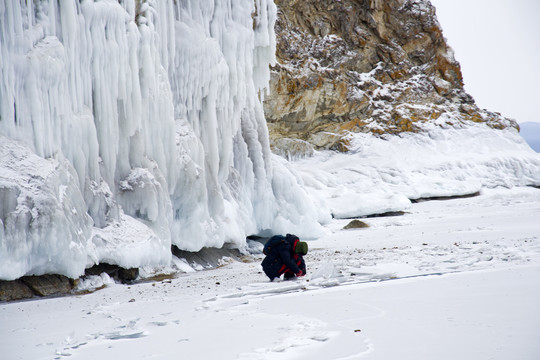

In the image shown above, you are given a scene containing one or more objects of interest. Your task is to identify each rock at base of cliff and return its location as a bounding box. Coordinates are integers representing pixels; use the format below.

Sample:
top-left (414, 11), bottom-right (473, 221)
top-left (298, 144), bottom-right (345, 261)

top-left (343, 219), bottom-right (370, 229)
top-left (0, 274), bottom-right (76, 302)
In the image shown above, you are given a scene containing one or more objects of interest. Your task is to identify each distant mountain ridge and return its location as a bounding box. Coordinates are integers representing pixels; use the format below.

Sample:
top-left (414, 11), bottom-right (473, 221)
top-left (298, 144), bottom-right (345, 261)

top-left (519, 122), bottom-right (540, 152)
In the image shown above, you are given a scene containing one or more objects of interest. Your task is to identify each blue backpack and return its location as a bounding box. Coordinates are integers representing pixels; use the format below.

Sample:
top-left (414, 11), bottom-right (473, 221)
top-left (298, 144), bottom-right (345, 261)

top-left (263, 235), bottom-right (286, 255)
top-left (263, 234), bottom-right (299, 255)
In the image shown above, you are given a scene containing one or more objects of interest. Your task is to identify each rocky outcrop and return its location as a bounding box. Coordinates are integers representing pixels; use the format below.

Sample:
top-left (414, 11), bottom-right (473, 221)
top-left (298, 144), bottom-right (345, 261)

top-left (264, 0), bottom-right (516, 152)
top-left (0, 265), bottom-right (138, 302)
top-left (0, 275), bottom-right (75, 302)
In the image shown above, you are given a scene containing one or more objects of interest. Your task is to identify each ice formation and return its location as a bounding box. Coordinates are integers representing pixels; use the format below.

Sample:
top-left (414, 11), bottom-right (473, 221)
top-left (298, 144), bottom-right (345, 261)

top-left (0, 0), bottom-right (324, 280)
top-left (294, 122), bottom-right (540, 219)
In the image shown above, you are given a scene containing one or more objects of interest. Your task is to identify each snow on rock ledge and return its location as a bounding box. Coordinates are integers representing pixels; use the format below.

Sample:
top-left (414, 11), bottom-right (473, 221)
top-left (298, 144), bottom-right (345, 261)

top-left (294, 123), bottom-right (540, 219)
top-left (0, 0), bottom-right (324, 280)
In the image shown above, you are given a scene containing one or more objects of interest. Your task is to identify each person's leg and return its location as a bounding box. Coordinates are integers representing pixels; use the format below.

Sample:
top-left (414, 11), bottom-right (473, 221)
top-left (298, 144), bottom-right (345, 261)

top-left (283, 270), bottom-right (295, 280)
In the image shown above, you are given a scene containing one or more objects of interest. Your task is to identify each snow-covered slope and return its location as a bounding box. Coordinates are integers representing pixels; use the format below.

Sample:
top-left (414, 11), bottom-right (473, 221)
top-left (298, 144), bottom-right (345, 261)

top-left (294, 122), bottom-right (540, 219)
top-left (0, 0), bottom-right (324, 280)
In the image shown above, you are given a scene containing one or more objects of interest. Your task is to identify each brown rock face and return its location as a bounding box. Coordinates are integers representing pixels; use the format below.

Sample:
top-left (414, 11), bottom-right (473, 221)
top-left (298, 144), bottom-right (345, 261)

top-left (264, 0), bottom-right (516, 152)
top-left (20, 275), bottom-right (74, 297)
top-left (0, 274), bottom-right (75, 301)
top-left (0, 280), bottom-right (34, 301)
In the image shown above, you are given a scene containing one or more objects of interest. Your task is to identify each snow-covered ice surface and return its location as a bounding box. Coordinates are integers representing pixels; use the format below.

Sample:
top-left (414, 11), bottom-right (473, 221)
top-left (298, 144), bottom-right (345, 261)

top-left (2, 186), bottom-right (539, 359)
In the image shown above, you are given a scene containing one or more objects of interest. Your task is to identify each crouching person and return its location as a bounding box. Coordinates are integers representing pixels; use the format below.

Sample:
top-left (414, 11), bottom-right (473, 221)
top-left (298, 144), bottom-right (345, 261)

top-left (261, 234), bottom-right (308, 281)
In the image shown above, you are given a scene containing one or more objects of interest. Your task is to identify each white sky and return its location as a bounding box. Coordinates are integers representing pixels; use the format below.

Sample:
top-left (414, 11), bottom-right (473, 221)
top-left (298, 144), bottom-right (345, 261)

top-left (429, 0), bottom-right (540, 124)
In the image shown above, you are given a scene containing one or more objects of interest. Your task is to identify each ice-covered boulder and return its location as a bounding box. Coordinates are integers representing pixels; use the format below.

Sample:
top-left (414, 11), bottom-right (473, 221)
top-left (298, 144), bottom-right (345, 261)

top-left (0, 136), bottom-right (92, 280)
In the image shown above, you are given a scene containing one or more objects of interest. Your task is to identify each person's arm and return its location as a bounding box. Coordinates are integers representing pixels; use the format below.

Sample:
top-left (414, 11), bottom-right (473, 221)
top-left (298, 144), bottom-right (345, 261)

top-left (298, 256), bottom-right (306, 275)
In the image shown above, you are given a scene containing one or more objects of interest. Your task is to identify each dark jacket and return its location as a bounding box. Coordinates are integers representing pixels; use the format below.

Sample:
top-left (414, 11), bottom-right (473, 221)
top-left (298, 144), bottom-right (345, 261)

top-left (261, 235), bottom-right (306, 281)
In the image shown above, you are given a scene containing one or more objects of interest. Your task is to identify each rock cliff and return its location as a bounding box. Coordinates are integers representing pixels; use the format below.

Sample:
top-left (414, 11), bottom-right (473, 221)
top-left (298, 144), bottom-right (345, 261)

top-left (264, 0), bottom-right (516, 154)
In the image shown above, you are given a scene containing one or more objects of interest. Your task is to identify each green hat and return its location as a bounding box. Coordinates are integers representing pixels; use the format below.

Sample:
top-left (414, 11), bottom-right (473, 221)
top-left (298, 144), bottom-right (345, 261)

top-left (294, 241), bottom-right (308, 255)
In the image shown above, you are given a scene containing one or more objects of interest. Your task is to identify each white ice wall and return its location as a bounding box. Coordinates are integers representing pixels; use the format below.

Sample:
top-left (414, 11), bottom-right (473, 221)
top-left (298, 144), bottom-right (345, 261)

top-left (0, 0), bottom-right (324, 280)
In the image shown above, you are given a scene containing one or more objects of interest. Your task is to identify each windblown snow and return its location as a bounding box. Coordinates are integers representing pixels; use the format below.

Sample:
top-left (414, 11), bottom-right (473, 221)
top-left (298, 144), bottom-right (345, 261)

top-left (1, 0), bottom-right (540, 281)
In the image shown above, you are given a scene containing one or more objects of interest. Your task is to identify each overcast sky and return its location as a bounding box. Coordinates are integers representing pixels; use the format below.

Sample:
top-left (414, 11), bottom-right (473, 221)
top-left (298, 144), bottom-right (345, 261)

top-left (429, 0), bottom-right (540, 124)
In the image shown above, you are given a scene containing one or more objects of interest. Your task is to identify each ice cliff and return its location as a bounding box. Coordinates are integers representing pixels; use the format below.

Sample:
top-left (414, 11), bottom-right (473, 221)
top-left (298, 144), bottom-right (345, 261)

top-left (0, 0), bottom-right (325, 281)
